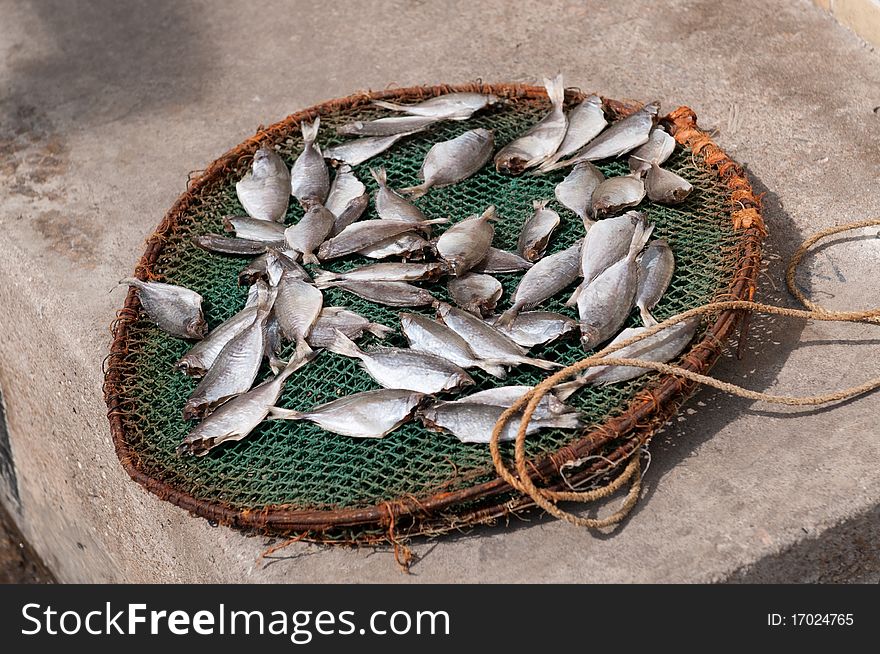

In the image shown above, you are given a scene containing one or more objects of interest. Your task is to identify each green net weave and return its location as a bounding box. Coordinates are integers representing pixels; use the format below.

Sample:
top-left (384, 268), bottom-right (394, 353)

top-left (115, 95), bottom-right (740, 519)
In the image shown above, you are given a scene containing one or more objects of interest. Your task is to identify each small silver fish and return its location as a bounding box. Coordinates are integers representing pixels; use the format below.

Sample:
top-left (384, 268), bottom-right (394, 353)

top-left (372, 92), bottom-right (499, 120)
top-left (235, 147), bottom-right (290, 222)
top-left (318, 218), bottom-right (446, 261)
top-left (538, 94), bottom-right (607, 171)
top-left (497, 240), bottom-right (583, 325)
top-left (488, 311), bottom-right (577, 348)
top-left (178, 355), bottom-right (314, 456)
top-left (290, 118), bottom-right (330, 208)
top-left (322, 279), bottom-right (437, 307)
top-left (517, 200), bottom-right (560, 261)
top-left (222, 216), bottom-right (287, 243)
top-left (401, 128), bottom-right (494, 198)
top-left (494, 74), bottom-right (568, 173)
top-left (325, 164), bottom-right (367, 235)
top-left (420, 400), bottom-right (580, 444)
top-left (541, 102), bottom-right (659, 172)
top-left (591, 172), bottom-right (646, 218)
top-left (238, 248), bottom-right (310, 287)
top-left (471, 247), bottom-right (534, 274)
top-left (274, 271), bottom-right (322, 360)
top-left (308, 307), bottom-right (394, 348)
top-left (323, 132), bottom-right (416, 167)
top-left (437, 303), bottom-right (560, 370)
top-left (314, 261), bottom-right (446, 286)
top-left (176, 306), bottom-right (260, 377)
top-left (284, 204), bottom-right (335, 264)
top-left (644, 162), bottom-right (693, 204)
top-left (629, 127), bottom-right (676, 174)
top-left (371, 166), bottom-right (429, 224)
top-left (269, 388), bottom-right (425, 439)
top-left (357, 232), bottom-right (432, 260)
top-left (555, 317), bottom-right (700, 397)
top-left (459, 385), bottom-right (577, 420)
top-left (554, 162), bottom-right (605, 228)
top-left (120, 278), bottom-right (207, 339)
top-left (193, 234), bottom-right (269, 256)
top-left (183, 309), bottom-right (268, 419)
top-left (436, 205), bottom-right (498, 275)
top-left (400, 312), bottom-right (506, 378)
top-left (337, 115), bottom-right (439, 137)
top-left (636, 239), bottom-right (675, 326)
top-left (448, 273), bottom-right (502, 317)
top-left (327, 330), bottom-right (474, 394)
top-left (577, 219), bottom-right (654, 350)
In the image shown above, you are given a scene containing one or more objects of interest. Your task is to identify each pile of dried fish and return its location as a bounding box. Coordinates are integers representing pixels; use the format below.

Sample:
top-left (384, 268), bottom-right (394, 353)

top-left (122, 77), bottom-right (702, 458)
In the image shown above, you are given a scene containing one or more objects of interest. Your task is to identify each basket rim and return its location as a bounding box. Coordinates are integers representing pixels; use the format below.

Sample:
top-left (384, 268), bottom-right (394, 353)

top-left (103, 81), bottom-right (764, 534)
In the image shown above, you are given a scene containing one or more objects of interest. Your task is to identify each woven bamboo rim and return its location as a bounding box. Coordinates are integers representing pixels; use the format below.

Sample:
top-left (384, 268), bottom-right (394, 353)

top-left (103, 83), bottom-right (765, 536)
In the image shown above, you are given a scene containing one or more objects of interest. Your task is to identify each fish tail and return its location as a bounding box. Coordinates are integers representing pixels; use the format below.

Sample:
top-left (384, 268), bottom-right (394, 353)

top-left (370, 166), bottom-right (387, 186)
top-left (420, 217), bottom-right (449, 228)
top-left (267, 406), bottom-right (305, 421)
top-left (564, 284), bottom-right (583, 307)
top-left (518, 355), bottom-right (563, 370)
top-left (548, 411), bottom-right (582, 431)
top-left (496, 301), bottom-right (524, 327)
top-left (276, 347), bottom-right (317, 382)
top-left (300, 117), bottom-right (320, 143)
top-left (639, 305), bottom-right (659, 327)
top-left (399, 182), bottom-right (430, 198)
top-left (543, 73), bottom-right (566, 109)
top-left (628, 219), bottom-right (655, 259)
top-left (119, 276), bottom-right (146, 290)
top-left (294, 337), bottom-right (314, 363)
top-left (477, 360), bottom-right (508, 379)
top-left (366, 322), bottom-right (395, 339)
top-left (372, 99), bottom-right (413, 112)
top-left (552, 379), bottom-right (585, 402)
top-left (532, 199), bottom-right (550, 211)
top-left (326, 328), bottom-right (364, 359)
top-left (302, 251), bottom-right (321, 266)
top-left (312, 269), bottom-right (338, 287)
top-left (480, 205), bottom-right (499, 222)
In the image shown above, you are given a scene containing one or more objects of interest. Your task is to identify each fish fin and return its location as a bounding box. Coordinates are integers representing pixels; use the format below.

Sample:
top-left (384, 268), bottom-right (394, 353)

top-left (399, 182), bottom-right (430, 198)
top-left (366, 322), bottom-right (395, 339)
top-left (300, 117), bottom-right (320, 144)
top-left (369, 166), bottom-right (387, 186)
top-left (532, 199), bottom-right (550, 211)
top-left (543, 73), bottom-right (565, 110)
top-left (496, 301), bottom-right (524, 327)
top-left (565, 283), bottom-right (583, 307)
top-left (517, 355), bottom-right (563, 370)
top-left (639, 305), bottom-right (659, 327)
top-left (267, 406), bottom-right (304, 420)
top-left (372, 100), bottom-right (406, 112)
top-left (553, 379), bottom-right (585, 402)
top-left (326, 329), bottom-right (364, 359)
top-left (268, 355), bottom-right (287, 376)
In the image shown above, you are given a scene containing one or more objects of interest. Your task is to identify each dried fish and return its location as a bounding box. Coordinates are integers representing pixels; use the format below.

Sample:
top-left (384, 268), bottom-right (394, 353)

top-left (269, 389), bottom-right (426, 439)
top-left (321, 279), bottom-right (437, 307)
top-left (471, 247), bottom-right (534, 274)
top-left (318, 218), bottom-right (446, 261)
top-left (629, 127), bottom-right (676, 174)
top-left (401, 128), bottom-right (494, 198)
top-left (290, 118), bottom-right (330, 209)
top-left (420, 400), bottom-right (580, 444)
top-left (323, 132), bottom-right (416, 167)
top-left (554, 162), bottom-right (605, 227)
top-left (327, 330), bottom-right (474, 394)
top-left (495, 74), bottom-right (567, 173)
top-left (591, 172), bottom-right (646, 218)
top-left (330, 194), bottom-right (369, 237)
top-left (497, 240), bottom-right (583, 325)
top-left (635, 239), bottom-right (675, 326)
top-left (325, 164), bottom-right (368, 235)
top-left (577, 219), bottom-right (654, 350)
top-left (400, 312), bottom-right (506, 378)
top-left (121, 278), bottom-right (207, 339)
top-left (488, 311), bottom-right (577, 348)
top-left (437, 303), bottom-right (560, 370)
top-left (644, 161), bottom-right (693, 204)
top-left (238, 248), bottom-right (310, 287)
top-left (193, 234), bottom-right (268, 256)
top-left (314, 261), bottom-right (446, 286)
top-left (284, 204), bottom-right (335, 264)
top-left (555, 317), bottom-right (700, 397)
top-left (274, 271), bottom-right (323, 360)
top-left (178, 355), bottom-right (315, 456)
top-left (372, 92), bottom-right (499, 120)
top-left (538, 94), bottom-right (607, 171)
top-left (222, 216), bottom-right (287, 243)
top-left (176, 306), bottom-right (260, 377)
top-left (540, 102), bottom-right (659, 172)
top-left (357, 232), bottom-right (432, 260)
top-left (460, 385), bottom-right (577, 420)
top-left (308, 307), bottom-right (394, 348)
top-left (448, 273), bottom-right (502, 317)
top-left (183, 309), bottom-right (268, 419)
top-left (517, 200), bottom-right (560, 261)
top-left (235, 147), bottom-right (290, 222)
top-left (337, 115), bottom-right (439, 136)
top-left (371, 166), bottom-right (429, 224)
top-left (436, 205), bottom-right (498, 275)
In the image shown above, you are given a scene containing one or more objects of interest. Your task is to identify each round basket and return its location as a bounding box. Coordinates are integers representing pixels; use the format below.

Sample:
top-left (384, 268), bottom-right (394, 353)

top-left (103, 83), bottom-right (764, 541)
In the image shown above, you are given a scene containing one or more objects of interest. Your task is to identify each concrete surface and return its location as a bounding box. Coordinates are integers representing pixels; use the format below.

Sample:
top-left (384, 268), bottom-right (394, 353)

top-left (1, 0), bottom-right (878, 583)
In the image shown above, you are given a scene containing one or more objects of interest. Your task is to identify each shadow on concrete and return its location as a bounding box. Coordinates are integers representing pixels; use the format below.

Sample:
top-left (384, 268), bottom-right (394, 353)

top-left (6, 0), bottom-right (210, 128)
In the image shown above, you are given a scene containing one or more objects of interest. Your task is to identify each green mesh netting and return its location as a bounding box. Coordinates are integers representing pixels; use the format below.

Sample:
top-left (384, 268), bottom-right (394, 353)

top-left (117, 96), bottom-right (740, 515)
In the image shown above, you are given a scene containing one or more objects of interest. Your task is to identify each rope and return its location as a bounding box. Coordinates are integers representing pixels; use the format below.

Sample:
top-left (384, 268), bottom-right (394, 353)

top-left (490, 218), bottom-right (880, 528)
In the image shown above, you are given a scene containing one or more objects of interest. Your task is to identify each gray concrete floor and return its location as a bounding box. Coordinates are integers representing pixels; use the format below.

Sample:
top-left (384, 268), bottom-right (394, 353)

top-left (0, 0), bottom-right (878, 582)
